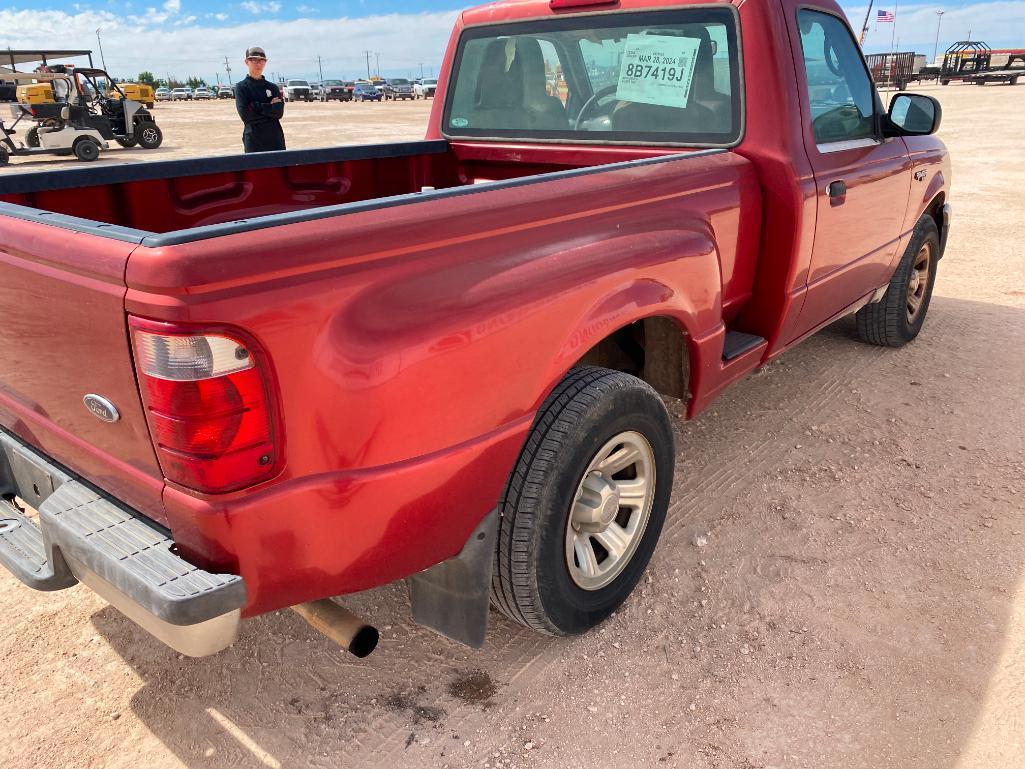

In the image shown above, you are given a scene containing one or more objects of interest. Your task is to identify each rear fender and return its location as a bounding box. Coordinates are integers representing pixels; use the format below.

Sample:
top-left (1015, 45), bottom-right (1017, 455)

top-left (542, 228), bottom-right (722, 413)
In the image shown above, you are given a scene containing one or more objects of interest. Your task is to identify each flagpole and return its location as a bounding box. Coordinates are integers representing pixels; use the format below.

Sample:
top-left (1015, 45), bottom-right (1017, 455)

top-left (890, 0), bottom-right (899, 53)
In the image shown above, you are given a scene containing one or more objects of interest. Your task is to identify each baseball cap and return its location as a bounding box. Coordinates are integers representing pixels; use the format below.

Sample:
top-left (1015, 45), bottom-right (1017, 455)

top-left (245, 47), bottom-right (267, 60)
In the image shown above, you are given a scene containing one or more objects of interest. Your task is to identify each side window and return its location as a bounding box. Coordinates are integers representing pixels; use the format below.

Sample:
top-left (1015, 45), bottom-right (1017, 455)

top-left (798, 10), bottom-right (876, 146)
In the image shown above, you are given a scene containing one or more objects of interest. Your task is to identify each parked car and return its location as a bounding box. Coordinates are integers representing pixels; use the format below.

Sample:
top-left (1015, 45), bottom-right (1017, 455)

top-left (414, 78), bottom-right (438, 98)
top-left (284, 79), bottom-right (313, 102)
top-left (193, 87), bottom-right (212, 100)
top-left (154, 87), bottom-right (171, 102)
top-left (383, 78), bottom-right (415, 100)
top-left (217, 86), bottom-right (234, 99)
top-left (170, 87), bottom-right (191, 101)
top-left (320, 79), bottom-right (352, 102)
top-left (309, 82), bottom-right (323, 100)
top-left (353, 81), bottom-right (382, 101)
top-left (0, 0), bottom-right (950, 659)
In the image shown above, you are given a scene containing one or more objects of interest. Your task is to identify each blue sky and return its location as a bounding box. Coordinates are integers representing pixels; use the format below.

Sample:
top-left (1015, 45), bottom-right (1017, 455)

top-left (2, 1), bottom-right (1023, 83)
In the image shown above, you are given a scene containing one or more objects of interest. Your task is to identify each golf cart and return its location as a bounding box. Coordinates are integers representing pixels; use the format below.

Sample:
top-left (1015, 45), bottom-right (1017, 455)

top-left (0, 66), bottom-right (163, 164)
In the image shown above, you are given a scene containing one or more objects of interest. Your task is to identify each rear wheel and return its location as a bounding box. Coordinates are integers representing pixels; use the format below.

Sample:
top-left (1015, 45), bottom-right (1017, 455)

top-left (115, 136), bottom-right (138, 148)
top-left (137, 123), bottom-right (163, 149)
top-left (73, 137), bottom-right (100, 162)
top-left (0, 145), bottom-right (9, 165)
top-left (491, 367), bottom-right (675, 635)
top-left (26, 126), bottom-right (40, 148)
top-left (855, 215), bottom-right (939, 347)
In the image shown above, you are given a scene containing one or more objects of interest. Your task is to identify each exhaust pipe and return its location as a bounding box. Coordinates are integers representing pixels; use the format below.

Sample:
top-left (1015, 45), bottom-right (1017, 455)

top-left (292, 599), bottom-right (379, 658)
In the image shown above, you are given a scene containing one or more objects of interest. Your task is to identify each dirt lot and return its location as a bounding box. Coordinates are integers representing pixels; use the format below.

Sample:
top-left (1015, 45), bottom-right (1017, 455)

top-left (0, 98), bottom-right (437, 170)
top-left (2, 84), bottom-right (1024, 769)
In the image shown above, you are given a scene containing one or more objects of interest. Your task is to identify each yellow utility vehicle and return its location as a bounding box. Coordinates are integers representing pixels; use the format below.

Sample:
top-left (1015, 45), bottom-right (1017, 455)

top-left (111, 82), bottom-right (155, 109)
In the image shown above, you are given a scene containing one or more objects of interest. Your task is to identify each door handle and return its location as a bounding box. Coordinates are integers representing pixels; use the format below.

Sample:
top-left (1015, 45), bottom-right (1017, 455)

top-left (827, 180), bottom-right (847, 198)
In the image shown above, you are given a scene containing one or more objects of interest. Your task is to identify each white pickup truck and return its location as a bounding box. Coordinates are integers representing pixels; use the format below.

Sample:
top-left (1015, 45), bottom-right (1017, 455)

top-left (284, 79), bottom-right (313, 102)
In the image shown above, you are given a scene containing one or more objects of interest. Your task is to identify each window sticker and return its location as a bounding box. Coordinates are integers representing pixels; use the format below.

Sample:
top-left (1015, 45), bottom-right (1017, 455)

top-left (615, 34), bottom-right (701, 108)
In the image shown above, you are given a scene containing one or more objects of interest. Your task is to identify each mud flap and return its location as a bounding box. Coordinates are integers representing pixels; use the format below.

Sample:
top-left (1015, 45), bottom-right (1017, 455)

top-left (408, 506), bottom-right (499, 648)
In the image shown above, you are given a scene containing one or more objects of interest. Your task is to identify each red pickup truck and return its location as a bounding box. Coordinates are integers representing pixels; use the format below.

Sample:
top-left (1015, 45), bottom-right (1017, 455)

top-left (0, 0), bottom-right (949, 657)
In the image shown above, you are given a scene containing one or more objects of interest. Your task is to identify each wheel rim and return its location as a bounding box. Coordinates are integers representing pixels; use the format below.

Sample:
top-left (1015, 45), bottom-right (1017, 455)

top-left (564, 431), bottom-right (656, 591)
top-left (906, 242), bottom-right (932, 323)
top-left (142, 128), bottom-right (158, 145)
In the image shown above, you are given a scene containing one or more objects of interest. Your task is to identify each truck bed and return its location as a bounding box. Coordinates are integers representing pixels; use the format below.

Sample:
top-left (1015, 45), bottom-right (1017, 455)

top-left (0, 139), bottom-right (761, 610)
top-left (0, 140), bottom-right (626, 244)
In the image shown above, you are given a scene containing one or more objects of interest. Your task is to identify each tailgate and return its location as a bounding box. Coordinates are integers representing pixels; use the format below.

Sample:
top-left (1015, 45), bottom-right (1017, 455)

top-left (0, 214), bottom-right (166, 522)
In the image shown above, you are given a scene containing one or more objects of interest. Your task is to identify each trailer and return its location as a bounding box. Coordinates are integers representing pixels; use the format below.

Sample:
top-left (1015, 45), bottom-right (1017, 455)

top-left (961, 69), bottom-right (1021, 85)
top-left (865, 51), bottom-right (916, 90)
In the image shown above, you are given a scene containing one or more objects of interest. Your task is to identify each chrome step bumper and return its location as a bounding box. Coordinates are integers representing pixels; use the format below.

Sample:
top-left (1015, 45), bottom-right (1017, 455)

top-left (0, 428), bottom-right (245, 656)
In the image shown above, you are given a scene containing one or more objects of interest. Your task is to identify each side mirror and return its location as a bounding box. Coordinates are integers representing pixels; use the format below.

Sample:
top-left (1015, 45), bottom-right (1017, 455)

top-left (886, 93), bottom-right (941, 136)
top-left (60, 105), bottom-right (70, 120)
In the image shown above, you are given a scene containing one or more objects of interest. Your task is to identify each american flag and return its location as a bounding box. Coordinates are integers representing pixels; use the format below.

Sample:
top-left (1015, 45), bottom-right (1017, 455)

top-left (877, 9), bottom-right (895, 21)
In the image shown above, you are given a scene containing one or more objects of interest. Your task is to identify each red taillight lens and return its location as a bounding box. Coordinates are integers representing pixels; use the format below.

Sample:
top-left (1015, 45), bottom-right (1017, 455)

top-left (129, 317), bottom-right (282, 494)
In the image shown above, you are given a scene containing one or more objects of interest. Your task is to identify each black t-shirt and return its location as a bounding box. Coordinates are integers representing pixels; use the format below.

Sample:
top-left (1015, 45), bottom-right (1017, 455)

top-left (235, 75), bottom-right (284, 126)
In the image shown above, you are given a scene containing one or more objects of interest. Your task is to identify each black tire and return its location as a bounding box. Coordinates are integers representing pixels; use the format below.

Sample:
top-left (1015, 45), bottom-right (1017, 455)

top-left (137, 123), bottom-right (163, 149)
top-left (115, 136), bottom-right (138, 148)
top-left (0, 145), bottom-right (8, 165)
top-left (855, 215), bottom-right (940, 347)
top-left (26, 126), bottom-right (40, 148)
top-left (491, 366), bottom-right (675, 636)
top-left (73, 137), bottom-right (100, 162)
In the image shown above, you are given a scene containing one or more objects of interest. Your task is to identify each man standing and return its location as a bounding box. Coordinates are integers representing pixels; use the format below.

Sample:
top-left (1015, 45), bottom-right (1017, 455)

top-left (234, 46), bottom-right (286, 153)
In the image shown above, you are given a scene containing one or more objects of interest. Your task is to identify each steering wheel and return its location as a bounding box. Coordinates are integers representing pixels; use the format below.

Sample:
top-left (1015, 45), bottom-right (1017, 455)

top-left (574, 84), bottom-right (620, 130)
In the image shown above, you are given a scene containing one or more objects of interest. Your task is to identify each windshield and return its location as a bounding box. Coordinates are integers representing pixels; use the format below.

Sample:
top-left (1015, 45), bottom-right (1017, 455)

top-left (324, 80), bottom-right (342, 85)
top-left (444, 8), bottom-right (741, 146)
top-left (390, 79), bottom-right (410, 85)
top-left (288, 80), bottom-right (309, 87)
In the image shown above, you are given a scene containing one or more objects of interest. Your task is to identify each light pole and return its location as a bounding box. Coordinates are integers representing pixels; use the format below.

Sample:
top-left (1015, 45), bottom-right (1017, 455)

top-left (95, 28), bottom-right (107, 71)
top-left (363, 50), bottom-right (371, 79)
top-left (933, 10), bottom-right (944, 63)
top-left (375, 52), bottom-right (380, 78)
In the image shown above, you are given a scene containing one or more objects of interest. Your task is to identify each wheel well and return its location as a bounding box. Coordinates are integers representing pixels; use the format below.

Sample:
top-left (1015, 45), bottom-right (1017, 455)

top-left (573, 316), bottom-right (690, 401)
top-left (926, 192), bottom-right (945, 233)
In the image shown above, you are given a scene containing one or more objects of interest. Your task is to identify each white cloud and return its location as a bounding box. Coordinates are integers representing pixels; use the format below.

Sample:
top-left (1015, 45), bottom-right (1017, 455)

top-left (164, 0), bottom-right (180, 13)
top-left (296, 4), bottom-right (315, 12)
top-left (214, 12), bottom-right (227, 20)
top-left (0, 7), bottom-right (460, 81)
top-left (240, 1), bottom-right (281, 13)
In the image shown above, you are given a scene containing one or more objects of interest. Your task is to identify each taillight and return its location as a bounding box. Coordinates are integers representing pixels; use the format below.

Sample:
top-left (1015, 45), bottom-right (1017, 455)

top-left (129, 317), bottom-right (282, 494)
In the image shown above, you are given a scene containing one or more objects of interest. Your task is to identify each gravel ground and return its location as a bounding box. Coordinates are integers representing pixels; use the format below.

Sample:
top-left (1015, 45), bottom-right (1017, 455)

top-left (2, 83), bottom-right (1024, 769)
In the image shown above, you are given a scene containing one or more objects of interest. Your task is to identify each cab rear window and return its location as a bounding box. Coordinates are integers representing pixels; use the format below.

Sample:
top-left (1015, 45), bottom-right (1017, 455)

top-left (443, 7), bottom-right (742, 146)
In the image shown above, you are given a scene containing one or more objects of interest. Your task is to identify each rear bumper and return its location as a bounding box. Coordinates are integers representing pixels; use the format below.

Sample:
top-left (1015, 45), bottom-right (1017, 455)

top-left (0, 428), bottom-right (245, 656)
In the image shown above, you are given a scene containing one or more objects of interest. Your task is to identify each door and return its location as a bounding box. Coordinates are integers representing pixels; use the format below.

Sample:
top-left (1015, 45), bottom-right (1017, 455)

top-left (789, 6), bottom-right (913, 338)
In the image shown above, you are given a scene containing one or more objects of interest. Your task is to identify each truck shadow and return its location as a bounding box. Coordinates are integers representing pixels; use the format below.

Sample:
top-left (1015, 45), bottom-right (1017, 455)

top-left (91, 295), bottom-right (1025, 769)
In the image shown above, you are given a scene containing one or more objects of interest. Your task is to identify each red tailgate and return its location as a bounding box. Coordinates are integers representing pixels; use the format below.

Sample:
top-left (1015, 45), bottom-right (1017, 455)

top-left (0, 216), bottom-right (166, 522)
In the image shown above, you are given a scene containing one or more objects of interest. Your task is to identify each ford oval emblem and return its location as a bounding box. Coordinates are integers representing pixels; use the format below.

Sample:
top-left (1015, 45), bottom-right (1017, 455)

top-left (83, 394), bottom-right (120, 423)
